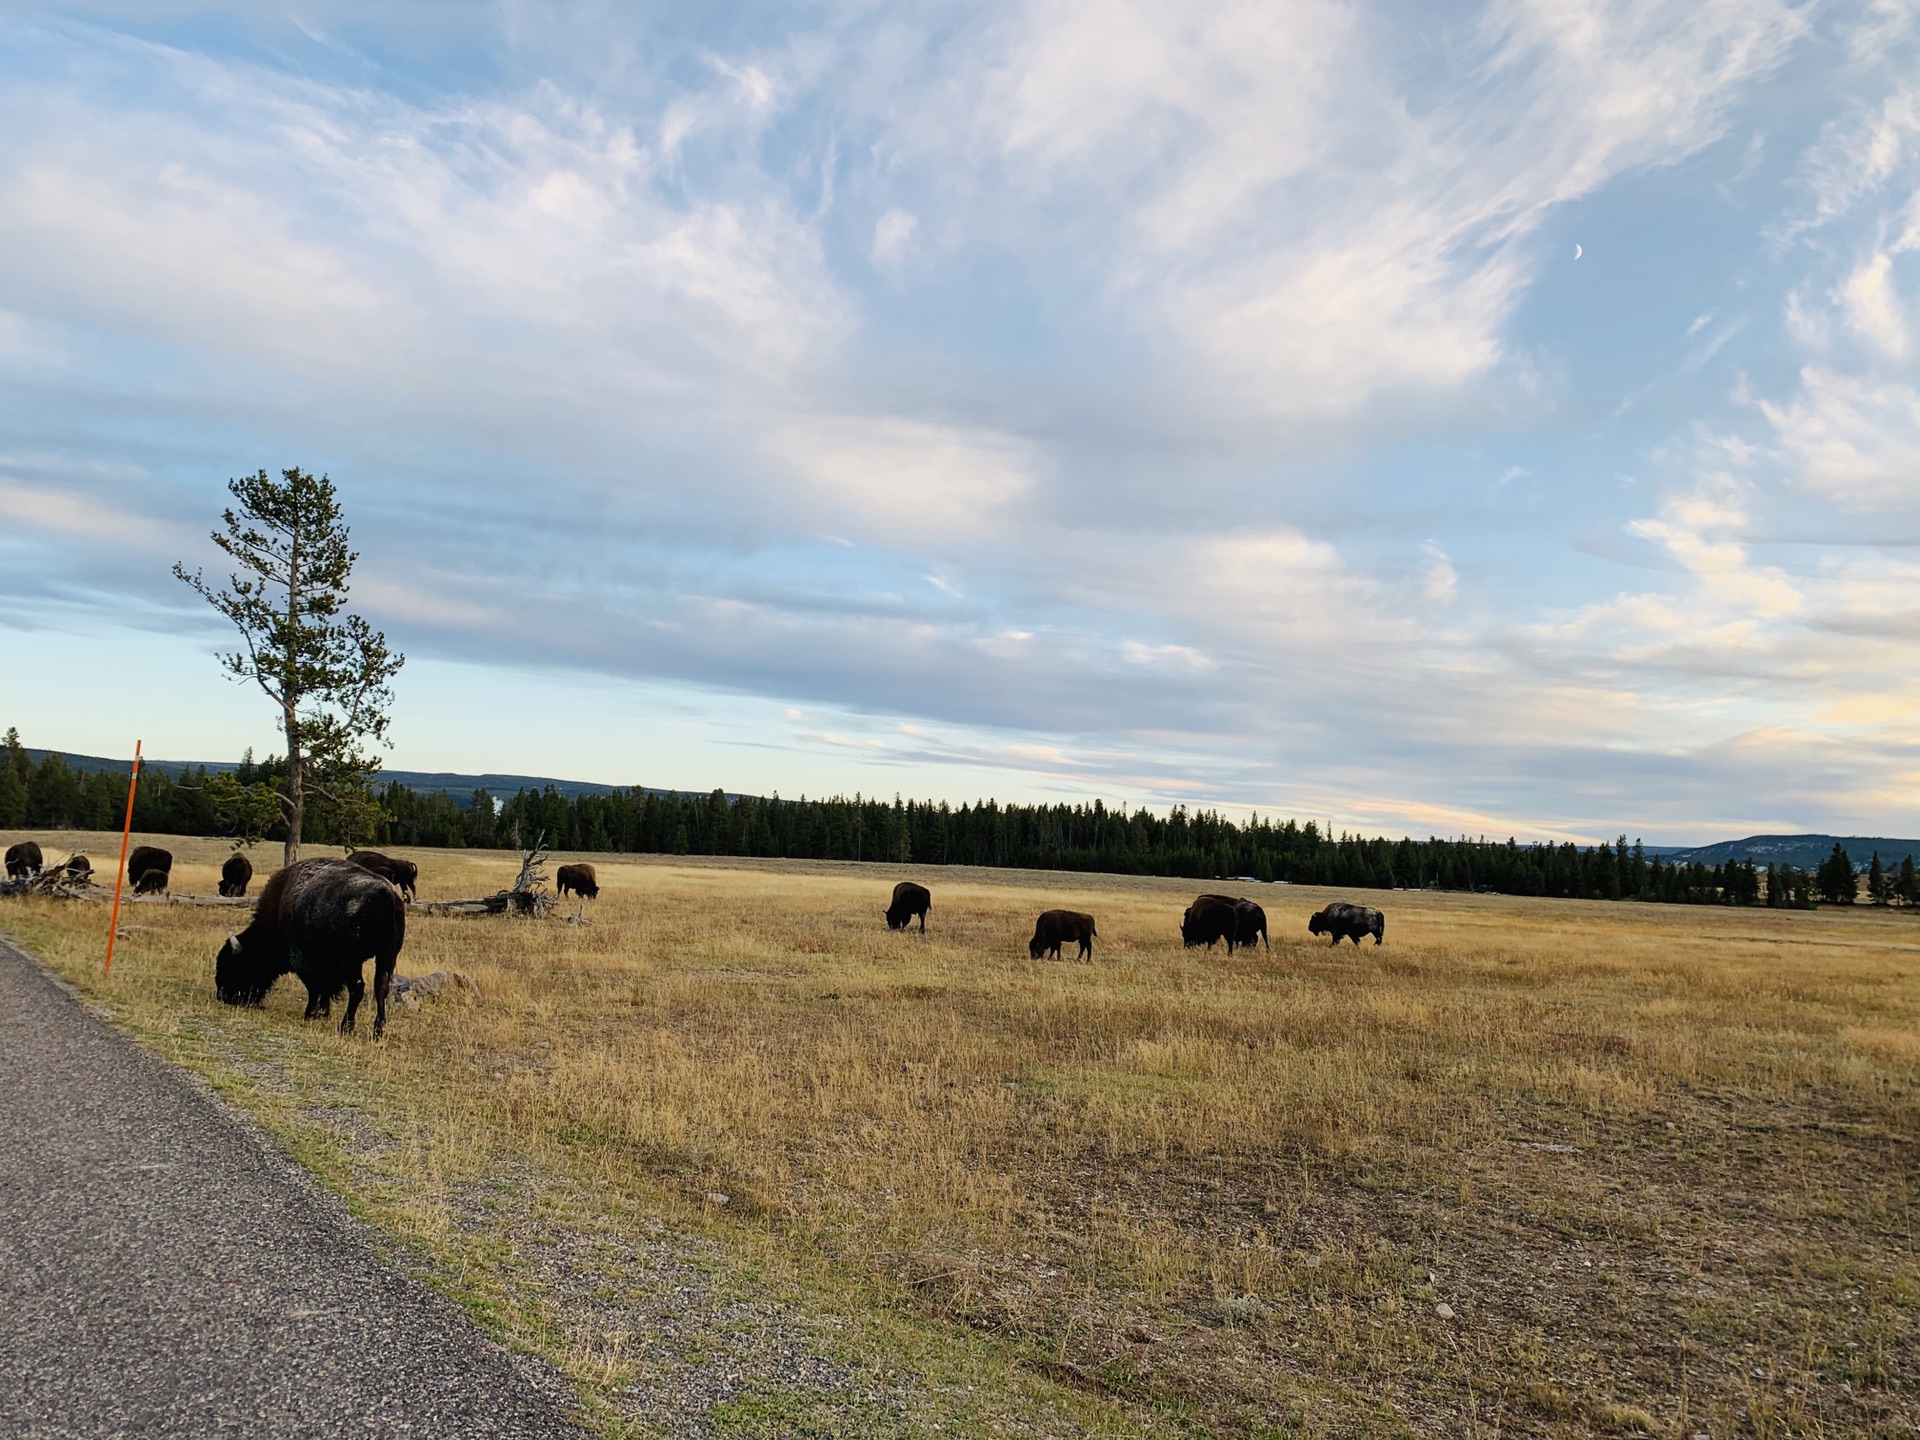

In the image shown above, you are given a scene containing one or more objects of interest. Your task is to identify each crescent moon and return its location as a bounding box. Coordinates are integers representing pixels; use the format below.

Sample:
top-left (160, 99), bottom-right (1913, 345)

top-left (1573, 243), bottom-right (1583, 259)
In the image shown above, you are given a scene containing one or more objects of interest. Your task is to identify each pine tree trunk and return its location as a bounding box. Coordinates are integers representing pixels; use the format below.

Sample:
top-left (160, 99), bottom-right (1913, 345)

top-left (284, 702), bottom-right (303, 868)
top-left (283, 516), bottom-right (304, 867)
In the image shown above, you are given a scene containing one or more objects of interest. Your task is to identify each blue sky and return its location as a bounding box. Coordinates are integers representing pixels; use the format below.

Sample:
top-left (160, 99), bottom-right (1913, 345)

top-left (2, 0), bottom-right (1918, 844)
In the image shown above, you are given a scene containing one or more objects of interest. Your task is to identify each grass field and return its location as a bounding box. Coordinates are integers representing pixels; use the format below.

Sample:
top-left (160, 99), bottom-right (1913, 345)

top-left (4, 830), bottom-right (1917, 1439)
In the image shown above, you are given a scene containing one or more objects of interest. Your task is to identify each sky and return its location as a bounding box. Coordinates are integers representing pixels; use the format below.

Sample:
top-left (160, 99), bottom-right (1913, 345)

top-left (1, 0), bottom-right (1918, 845)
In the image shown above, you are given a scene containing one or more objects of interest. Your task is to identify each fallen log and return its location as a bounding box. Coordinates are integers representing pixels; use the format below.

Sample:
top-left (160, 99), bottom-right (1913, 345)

top-left (419, 889), bottom-right (551, 917)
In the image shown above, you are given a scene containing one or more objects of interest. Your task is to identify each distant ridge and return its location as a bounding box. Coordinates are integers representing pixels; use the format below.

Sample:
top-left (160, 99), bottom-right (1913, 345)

top-left (1660, 834), bottom-right (1920, 872)
top-left (24, 749), bottom-right (632, 807)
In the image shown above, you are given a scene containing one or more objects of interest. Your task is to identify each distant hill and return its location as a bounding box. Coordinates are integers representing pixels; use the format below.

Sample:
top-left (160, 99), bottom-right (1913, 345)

top-left (24, 749), bottom-right (631, 808)
top-left (1662, 834), bottom-right (1920, 872)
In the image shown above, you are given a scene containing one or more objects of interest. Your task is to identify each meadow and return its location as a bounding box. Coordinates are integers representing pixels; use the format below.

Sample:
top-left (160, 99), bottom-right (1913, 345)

top-left (3, 830), bottom-right (1916, 1439)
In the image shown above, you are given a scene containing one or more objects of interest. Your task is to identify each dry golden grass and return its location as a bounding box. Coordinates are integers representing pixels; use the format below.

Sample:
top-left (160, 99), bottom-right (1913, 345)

top-left (5, 829), bottom-right (1918, 1439)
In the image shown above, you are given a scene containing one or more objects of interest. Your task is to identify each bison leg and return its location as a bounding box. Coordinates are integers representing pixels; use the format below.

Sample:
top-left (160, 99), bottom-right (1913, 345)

top-left (371, 947), bottom-right (397, 1039)
top-left (339, 972), bottom-right (366, 1034)
top-left (918, 910), bottom-right (926, 933)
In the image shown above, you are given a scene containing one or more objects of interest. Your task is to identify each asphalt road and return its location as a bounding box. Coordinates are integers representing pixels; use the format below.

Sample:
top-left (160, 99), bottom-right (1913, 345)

top-left (0, 934), bottom-right (589, 1440)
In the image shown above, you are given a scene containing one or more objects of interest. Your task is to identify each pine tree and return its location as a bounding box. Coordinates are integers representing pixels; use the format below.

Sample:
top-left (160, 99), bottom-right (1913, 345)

top-left (175, 469), bottom-right (404, 864)
top-left (1815, 843), bottom-right (1858, 905)
top-left (1898, 855), bottom-right (1919, 907)
top-left (1868, 852), bottom-right (1891, 906)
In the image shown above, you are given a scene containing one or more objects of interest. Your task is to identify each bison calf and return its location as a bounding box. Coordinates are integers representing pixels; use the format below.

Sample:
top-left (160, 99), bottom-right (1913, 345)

top-left (885, 881), bottom-right (931, 932)
top-left (345, 849), bottom-right (418, 900)
top-left (556, 863), bottom-right (599, 900)
top-left (133, 869), bottom-right (169, 895)
top-left (1308, 902), bottom-right (1384, 946)
top-left (1029, 909), bottom-right (1097, 961)
top-left (219, 852), bottom-right (254, 898)
top-left (216, 858), bottom-right (406, 1037)
top-left (62, 853), bottom-right (93, 883)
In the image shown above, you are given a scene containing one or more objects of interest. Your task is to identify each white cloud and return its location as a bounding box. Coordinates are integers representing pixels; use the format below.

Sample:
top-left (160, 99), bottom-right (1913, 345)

top-left (770, 415), bottom-right (1035, 535)
top-left (1761, 368), bottom-right (1920, 508)
top-left (871, 208), bottom-right (918, 264)
top-left (1839, 250), bottom-right (1911, 358)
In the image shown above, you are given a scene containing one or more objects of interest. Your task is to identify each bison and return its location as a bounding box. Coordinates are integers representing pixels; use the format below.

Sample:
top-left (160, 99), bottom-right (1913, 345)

top-left (62, 853), bottom-right (92, 883)
top-left (1029, 909), bottom-right (1097, 961)
top-left (556, 863), bottom-right (599, 900)
top-left (5, 840), bottom-right (43, 879)
top-left (219, 852), bottom-right (254, 898)
top-left (1308, 902), bottom-right (1384, 946)
top-left (133, 869), bottom-right (169, 895)
top-left (1185, 894), bottom-right (1271, 953)
top-left (127, 845), bottom-right (172, 890)
top-left (215, 858), bottom-right (406, 1037)
top-left (1181, 896), bottom-right (1241, 951)
top-left (885, 880), bottom-right (931, 932)
top-left (345, 849), bottom-right (418, 900)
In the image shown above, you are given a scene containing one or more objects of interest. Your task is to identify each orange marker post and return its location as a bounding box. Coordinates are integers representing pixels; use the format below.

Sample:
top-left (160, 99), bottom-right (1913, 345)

top-left (103, 740), bottom-right (141, 975)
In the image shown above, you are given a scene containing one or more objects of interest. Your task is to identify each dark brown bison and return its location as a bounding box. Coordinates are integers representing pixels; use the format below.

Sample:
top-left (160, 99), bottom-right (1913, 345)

top-left (215, 858), bottom-right (406, 1037)
top-left (62, 853), bottom-right (92, 882)
top-left (556, 863), bottom-right (599, 900)
top-left (133, 869), bottom-right (169, 895)
top-left (345, 849), bottom-right (418, 900)
top-left (1181, 896), bottom-right (1241, 950)
top-left (1229, 897), bottom-right (1269, 950)
top-left (127, 845), bottom-right (172, 890)
top-left (219, 852), bottom-right (254, 898)
top-left (5, 840), bottom-right (43, 879)
top-left (885, 880), bottom-right (931, 931)
top-left (1309, 902), bottom-right (1384, 946)
top-left (1029, 909), bottom-right (1096, 961)
top-left (1185, 894), bottom-right (1271, 953)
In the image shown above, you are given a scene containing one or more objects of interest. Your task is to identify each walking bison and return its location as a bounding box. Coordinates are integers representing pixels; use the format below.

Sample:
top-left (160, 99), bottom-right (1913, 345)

top-left (345, 849), bottom-right (418, 900)
top-left (885, 881), bottom-right (931, 932)
top-left (215, 858), bottom-right (407, 1037)
top-left (1308, 902), bottom-right (1385, 946)
top-left (219, 852), bottom-right (254, 898)
top-left (5, 840), bottom-right (42, 879)
top-left (556, 863), bottom-right (599, 900)
top-left (1029, 909), bottom-right (1097, 961)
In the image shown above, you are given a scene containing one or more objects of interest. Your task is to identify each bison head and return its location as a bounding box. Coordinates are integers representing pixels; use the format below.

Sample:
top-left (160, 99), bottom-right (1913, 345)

top-left (1306, 910), bottom-right (1327, 936)
top-left (1028, 935), bottom-right (1047, 959)
top-left (215, 931), bottom-right (278, 1007)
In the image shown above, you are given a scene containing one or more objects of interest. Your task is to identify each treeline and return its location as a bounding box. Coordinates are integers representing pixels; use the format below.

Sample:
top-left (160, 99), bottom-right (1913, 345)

top-left (6, 731), bottom-right (1916, 908)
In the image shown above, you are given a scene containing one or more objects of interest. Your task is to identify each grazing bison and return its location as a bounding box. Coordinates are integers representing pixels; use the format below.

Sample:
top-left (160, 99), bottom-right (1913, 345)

top-left (219, 852), bottom-right (254, 898)
top-left (556, 863), bottom-right (599, 900)
top-left (215, 858), bottom-right (406, 1037)
top-left (1029, 909), bottom-right (1097, 961)
top-left (1185, 894), bottom-right (1271, 953)
top-left (134, 869), bottom-right (169, 895)
top-left (5, 840), bottom-right (43, 879)
top-left (885, 880), bottom-right (931, 932)
top-left (1181, 896), bottom-right (1242, 951)
top-left (62, 853), bottom-right (92, 883)
top-left (1309, 902), bottom-right (1385, 946)
top-left (345, 849), bottom-right (418, 900)
top-left (127, 845), bottom-right (172, 890)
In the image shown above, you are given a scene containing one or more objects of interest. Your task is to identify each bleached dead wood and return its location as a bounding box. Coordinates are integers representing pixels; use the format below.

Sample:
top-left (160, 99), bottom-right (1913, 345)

top-left (418, 831), bottom-right (556, 919)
